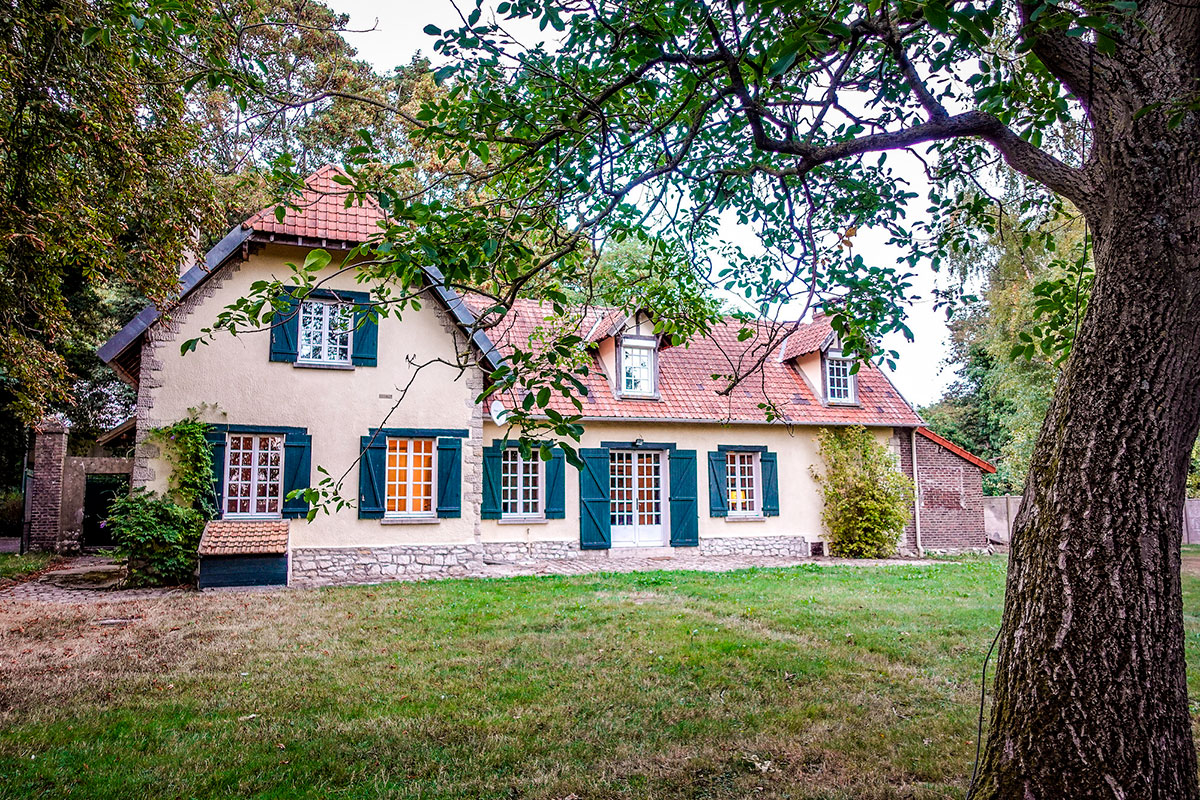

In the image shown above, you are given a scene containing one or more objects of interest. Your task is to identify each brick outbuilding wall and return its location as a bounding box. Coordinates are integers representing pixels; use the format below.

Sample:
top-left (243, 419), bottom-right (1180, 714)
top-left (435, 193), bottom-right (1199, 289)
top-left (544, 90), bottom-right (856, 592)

top-left (896, 427), bottom-right (990, 553)
top-left (914, 432), bottom-right (987, 551)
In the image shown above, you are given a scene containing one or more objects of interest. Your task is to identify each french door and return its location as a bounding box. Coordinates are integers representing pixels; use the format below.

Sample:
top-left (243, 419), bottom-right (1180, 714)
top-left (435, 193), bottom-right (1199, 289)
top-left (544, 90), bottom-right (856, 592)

top-left (609, 450), bottom-right (667, 547)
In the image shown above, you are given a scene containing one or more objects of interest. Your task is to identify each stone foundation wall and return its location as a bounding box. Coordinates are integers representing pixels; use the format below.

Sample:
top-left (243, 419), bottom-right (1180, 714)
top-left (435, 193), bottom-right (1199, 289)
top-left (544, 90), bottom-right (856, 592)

top-left (291, 536), bottom-right (813, 586)
top-left (698, 535), bottom-right (811, 558)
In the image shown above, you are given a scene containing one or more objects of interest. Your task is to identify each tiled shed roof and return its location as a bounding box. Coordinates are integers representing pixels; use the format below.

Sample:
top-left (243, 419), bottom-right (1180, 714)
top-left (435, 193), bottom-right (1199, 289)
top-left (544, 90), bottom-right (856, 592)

top-left (198, 520), bottom-right (290, 556)
top-left (468, 296), bottom-right (922, 427)
top-left (242, 164), bottom-right (385, 242)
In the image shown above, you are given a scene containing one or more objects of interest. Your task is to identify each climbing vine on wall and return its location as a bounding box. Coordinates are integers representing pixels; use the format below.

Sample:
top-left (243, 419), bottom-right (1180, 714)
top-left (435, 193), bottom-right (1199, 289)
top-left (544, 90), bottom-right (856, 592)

top-left (149, 409), bottom-right (216, 519)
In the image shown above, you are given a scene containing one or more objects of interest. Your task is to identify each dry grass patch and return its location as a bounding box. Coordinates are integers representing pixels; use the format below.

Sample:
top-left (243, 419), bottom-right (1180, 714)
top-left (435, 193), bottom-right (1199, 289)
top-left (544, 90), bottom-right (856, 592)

top-left (2, 557), bottom-right (1177, 799)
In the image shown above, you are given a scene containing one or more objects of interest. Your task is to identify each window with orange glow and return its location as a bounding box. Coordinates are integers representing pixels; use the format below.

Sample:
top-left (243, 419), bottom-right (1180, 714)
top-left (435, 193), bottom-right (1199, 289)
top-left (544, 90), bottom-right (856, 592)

top-left (385, 438), bottom-right (435, 516)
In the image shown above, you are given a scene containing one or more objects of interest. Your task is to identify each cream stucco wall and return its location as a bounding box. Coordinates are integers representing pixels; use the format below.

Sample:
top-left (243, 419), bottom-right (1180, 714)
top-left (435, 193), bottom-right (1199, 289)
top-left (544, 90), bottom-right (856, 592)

top-left (134, 247), bottom-right (902, 555)
top-left (480, 418), bottom-right (897, 547)
top-left (134, 243), bottom-right (483, 549)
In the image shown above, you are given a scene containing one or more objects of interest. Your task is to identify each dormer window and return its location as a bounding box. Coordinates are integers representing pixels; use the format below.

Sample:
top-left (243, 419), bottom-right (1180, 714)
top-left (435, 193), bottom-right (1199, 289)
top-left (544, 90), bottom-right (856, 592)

top-left (298, 299), bottom-right (353, 365)
top-left (620, 337), bottom-right (657, 397)
top-left (825, 350), bottom-right (856, 404)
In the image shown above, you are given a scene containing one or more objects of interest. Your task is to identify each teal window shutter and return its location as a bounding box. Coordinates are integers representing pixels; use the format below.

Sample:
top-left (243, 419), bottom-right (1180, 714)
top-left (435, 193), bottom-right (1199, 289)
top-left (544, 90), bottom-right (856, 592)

top-left (545, 448), bottom-right (566, 519)
top-left (436, 437), bottom-right (462, 518)
top-left (204, 431), bottom-right (227, 518)
top-left (707, 451), bottom-right (728, 517)
top-left (282, 431), bottom-right (312, 519)
top-left (669, 449), bottom-right (699, 547)
top-left (269, 292), bottom-right (300, 363)
top-left (761, 451), bottom-right (780, 516)
top-left (358, 435), bottom-right (387, 518)
top-left (578, 447), bottom-right (611, 549)
top-left (481, 444), bottom-right (502, 519)
top-left (351, 307), bottom-right (378, 367)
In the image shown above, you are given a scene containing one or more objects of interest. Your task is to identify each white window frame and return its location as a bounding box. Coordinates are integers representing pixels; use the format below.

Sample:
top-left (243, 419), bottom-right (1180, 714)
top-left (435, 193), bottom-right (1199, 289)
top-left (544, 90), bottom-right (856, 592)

top-left (725, 450), bottom-right (762, 518)
top-left (384, 437), bottom-right (437, 519)
top-left (297, 298), bottom-right (353, 366)
top-left (619, 337), bottom-right (657, 398)
top-left (500, 448), bottom-right (544, 520)
top-left (825, 350), bottom-right (856, 404)
top-left (224, 433), bottom-right (284, 519)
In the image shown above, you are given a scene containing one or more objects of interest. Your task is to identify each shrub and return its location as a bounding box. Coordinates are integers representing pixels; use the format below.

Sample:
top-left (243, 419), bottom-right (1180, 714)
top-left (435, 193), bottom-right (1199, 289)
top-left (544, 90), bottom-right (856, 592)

top-left (107, 489), bottom-right (204, 587)
top-left (811, 425), bottom-right (915, 558)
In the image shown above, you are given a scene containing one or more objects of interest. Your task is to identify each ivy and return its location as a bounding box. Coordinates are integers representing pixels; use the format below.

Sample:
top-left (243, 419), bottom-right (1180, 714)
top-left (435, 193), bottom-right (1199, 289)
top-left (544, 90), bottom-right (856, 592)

top-left (148, 409), bottom-right (216, 519)
top-left (811, 426), bottom-right (915, 558)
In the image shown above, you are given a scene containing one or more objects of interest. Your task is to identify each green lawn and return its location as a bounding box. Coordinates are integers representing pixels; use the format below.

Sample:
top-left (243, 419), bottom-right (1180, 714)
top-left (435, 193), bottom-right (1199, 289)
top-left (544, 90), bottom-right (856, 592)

top-left (0, 551), bottom-right (55, 584)
top-left (0, 556), bottom-right (1196, 799)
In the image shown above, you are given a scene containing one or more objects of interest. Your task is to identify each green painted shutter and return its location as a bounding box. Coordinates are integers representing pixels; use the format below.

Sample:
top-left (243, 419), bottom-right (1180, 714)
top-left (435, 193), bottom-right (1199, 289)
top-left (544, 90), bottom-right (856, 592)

top-left (481, 445), bottom-right (502, 519)
top-left (204, 431), bottom-right (227, 518)
top-left (351, 308), bottom-right (378, 367)
top-left (436, 437), bottom-right (462, 518)
top-left (669, 449), bottom-right (699, 547)
top-left (269, 292), bottom-right (300, 363)
top-left (282, 431), bottom-right (312, 518)
top-left (358, 435), bottom-right (387, 518)
top-left (578, 447), bottom-right (611, 549)
top-left (761, 451), bottom-right (780, 517)
top-left (707, 451), bottom-right (728, 517)
top-left (545, 448), bottom-right (566, 519)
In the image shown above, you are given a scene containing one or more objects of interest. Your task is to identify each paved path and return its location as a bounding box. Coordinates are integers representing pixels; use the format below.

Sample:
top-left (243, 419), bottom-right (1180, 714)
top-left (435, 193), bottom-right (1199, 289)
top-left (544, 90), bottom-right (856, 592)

top-left (1, 553), bottom-right (941, 605)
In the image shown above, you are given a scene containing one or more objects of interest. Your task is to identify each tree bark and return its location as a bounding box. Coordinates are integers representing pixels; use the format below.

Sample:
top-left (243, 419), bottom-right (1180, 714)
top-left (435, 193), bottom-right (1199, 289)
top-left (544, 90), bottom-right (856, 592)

top-left (972, 107), bottom-right (1200, 797)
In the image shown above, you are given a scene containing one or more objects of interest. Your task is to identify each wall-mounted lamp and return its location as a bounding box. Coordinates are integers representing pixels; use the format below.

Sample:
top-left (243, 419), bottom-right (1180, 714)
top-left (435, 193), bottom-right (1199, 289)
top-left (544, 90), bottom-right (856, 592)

top-left (634, 437), bottom-right (645, 448)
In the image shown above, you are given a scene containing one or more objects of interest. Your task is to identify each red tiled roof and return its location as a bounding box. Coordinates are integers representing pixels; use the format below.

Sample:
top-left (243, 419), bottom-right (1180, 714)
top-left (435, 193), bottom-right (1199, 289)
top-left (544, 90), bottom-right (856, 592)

top-left (242, 164), bottom-right (385, 242)
top-left (198, 520), bottom-right (290, 556)
top-left (917, 427), bottom-right (997, 473)
top-left (468, 296), bottom-right (922, 426)
top-left (779, 314), bottom-right (834, 360)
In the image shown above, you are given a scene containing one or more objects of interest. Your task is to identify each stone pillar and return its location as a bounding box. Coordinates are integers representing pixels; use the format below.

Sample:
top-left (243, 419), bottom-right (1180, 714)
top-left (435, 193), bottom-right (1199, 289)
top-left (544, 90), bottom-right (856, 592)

top-left (28, 418), bottom-right (68, 552)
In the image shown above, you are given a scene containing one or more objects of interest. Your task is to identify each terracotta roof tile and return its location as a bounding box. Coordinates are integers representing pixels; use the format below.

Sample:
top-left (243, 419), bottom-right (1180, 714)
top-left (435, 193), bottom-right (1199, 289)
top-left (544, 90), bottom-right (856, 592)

top-left (242, 165), bottom-right (385, 242)
top-left (779, 314), bottom-right (835, 360)
top-left (467, 296), bottom-right (922, 427)
top-left (199, 520), bottom-right (290, 556)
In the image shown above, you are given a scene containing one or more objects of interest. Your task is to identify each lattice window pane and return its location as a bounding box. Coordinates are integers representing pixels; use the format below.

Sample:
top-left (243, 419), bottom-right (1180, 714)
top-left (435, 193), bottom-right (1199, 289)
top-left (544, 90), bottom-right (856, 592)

top-left (386, 438), bottom-right (435, 516)
top-left (298, 300), bottom-right (353, 365)
top-left (501, 448), bottom-right (542, 517)
top-left (225, 434), bottom-right (283, 517)
top-left (726, 452), bottom-right (759, 515)
top-left (827, 358), bottom-right (853, 401)
top-left (621, 345), bottom-right (654, 395)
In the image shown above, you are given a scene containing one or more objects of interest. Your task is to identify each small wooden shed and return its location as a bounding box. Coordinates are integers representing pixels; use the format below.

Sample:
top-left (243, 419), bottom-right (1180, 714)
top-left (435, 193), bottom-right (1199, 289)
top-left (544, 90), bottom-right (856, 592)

top-left (197, 520), bottom-right (289, 589)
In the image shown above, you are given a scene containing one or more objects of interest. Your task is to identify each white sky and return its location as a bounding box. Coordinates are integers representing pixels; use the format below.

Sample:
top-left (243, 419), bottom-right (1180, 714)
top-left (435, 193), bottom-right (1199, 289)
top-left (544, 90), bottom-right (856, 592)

top-left (325, 0), bottom-right (961, 408)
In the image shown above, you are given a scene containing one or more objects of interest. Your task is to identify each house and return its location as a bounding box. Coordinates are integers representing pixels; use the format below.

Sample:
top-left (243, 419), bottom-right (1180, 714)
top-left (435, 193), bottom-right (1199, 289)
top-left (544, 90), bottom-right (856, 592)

top-left (95, 165), bottom-right (994, 587)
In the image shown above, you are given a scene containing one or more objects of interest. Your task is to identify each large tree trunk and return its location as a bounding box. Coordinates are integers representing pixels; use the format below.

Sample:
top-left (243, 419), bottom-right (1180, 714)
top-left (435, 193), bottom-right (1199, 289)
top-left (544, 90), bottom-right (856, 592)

top-left (973, 118), bottom-right (1200, 797)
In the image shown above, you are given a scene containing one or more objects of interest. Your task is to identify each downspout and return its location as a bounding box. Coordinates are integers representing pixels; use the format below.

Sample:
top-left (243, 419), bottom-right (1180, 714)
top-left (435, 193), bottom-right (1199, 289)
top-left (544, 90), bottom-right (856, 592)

top-left (911, 428), bottom-right (923, 556)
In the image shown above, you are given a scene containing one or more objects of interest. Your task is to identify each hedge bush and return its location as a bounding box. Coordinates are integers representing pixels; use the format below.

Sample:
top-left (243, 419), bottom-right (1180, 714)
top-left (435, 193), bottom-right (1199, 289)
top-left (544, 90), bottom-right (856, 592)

top-left (812, 425), bottom-right (915, 558)
top-left (107, 489), bottom-right (204, 587)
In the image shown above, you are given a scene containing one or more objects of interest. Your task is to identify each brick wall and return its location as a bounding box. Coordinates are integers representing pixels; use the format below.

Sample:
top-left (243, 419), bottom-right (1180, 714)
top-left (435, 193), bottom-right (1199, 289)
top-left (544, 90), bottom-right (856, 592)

top-left (28, 420), bottom-right (68, 552)
top-left (913, 432), bottom-right (987, 551)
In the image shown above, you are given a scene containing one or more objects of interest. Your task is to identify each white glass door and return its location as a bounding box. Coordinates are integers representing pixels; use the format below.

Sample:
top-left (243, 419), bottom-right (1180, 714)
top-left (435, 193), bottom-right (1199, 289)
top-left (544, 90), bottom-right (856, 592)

top-left (610, 450), bottom-right (666, 547)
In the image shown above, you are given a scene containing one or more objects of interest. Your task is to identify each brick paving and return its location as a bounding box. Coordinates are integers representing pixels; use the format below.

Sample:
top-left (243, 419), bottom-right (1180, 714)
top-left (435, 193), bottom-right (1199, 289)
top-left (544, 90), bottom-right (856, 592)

top-left (0, 553), bottom-right (940, 605)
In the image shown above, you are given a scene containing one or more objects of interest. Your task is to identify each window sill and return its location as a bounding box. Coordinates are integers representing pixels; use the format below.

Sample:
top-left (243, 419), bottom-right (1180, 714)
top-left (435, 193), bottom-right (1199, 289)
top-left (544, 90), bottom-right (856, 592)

top-left (380, 516), bottom-right (440, 525)
top-left (294, 361), bottom-right (355, 371)
top-left (725, 515), bottom-right (766, 523)
top-left (617, 393), bottom-right (661, 401)
top-left (827, 400), bottom-right (860, 407)
top-left (497, 517), bottom-right (549, 525)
